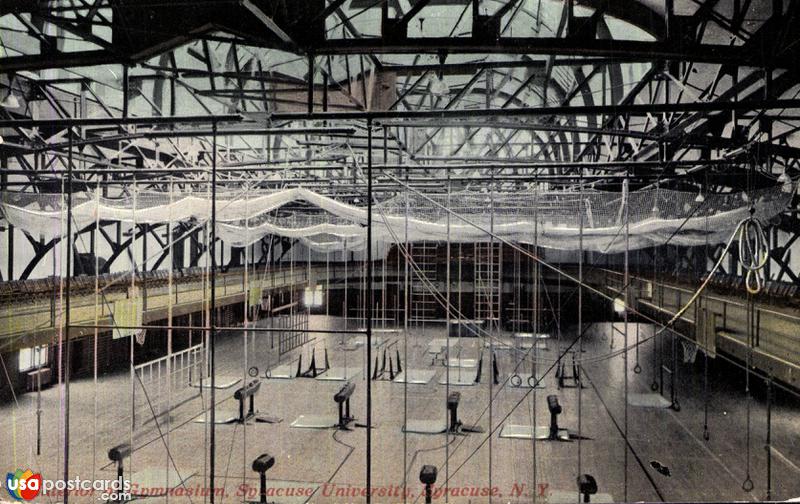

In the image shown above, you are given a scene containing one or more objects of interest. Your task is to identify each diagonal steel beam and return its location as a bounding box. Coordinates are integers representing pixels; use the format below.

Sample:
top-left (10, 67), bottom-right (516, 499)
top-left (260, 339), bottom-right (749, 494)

top-left (412, 68), bottom-right (486, 155)
top-left (310, 0), bottom-right (350, 24)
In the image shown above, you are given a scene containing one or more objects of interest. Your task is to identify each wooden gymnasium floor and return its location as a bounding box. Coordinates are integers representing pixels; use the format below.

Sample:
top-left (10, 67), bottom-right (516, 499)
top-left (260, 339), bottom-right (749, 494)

top-left (1, 315), bottom-right (799, 503)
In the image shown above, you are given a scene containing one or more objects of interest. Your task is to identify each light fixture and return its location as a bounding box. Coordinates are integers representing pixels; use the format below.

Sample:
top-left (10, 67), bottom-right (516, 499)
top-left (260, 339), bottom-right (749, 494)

top-left (613, 298), bottom-right (626, 314)
top-left (695, 191), bottom-right (705, 203)
top-left (778, 172), bottom-right (790, 183)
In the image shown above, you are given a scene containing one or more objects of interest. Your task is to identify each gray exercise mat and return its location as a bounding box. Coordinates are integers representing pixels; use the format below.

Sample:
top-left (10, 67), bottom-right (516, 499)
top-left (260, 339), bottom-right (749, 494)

top-left (490, 340), bottom-right (548, 351)
top-left (438, 373), bottom-right (477, 386)
top-left (449, 320), bottom-right (485, 337)
top-left (403, 419), bottom-right (448, 434)
top-left (267, 364), bottom-right (296, 379)
top-left (372, 328), bottom-right (402, 334)
top-left (192, 412), bottom-right (239, 424)
top-left (627, 393), bottom-right (672, 408)
top-left (445, 357), bottom-right (479, 368)
top-left (484, 341), bottom-right (536, 356)
top-left (512, 332), bottom-right (550, 339)
top-left (191, 410), bottom-right (280, 425)
top-left (393, 369), bottom-right (437, 384)
top-left (487, 339), bottom-right (514, 351)
top-left (350, 335), bottom-right (385, 347)
top-left (427, 338), bottom-right (459, 354)
top-left (546, 490), bottom-right (614, 503)
top-left (499, 424), bottom-right (569, 441)
top-left (191, 377), bottom-right (242, 389)
top-left (290, 414), bottom-right (339, 429)
top-left (130, 467), bottom-right (196, 496)
top-left (316, 366), bottom-right (361, 381)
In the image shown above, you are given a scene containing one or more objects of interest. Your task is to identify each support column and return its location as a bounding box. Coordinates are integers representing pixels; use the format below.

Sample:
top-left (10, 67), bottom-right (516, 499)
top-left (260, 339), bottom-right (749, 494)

top-left (366, 118), bottom-right (373, 502)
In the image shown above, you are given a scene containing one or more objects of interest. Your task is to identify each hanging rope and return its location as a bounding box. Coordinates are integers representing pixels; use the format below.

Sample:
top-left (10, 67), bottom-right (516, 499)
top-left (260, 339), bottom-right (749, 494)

top-left (445, 170), bottom-right (452, 494)
top-left (166, 180), bottom-right (175, 501)
top-left (92, 179), bottom-right (100, 477)
top-left (738, 213), bottom-right (769, 295)
top-left (531, 174), bottom-right (540, 504)
top-left (577, 171), bottom-right (584, 481)
top-left (651, 235), bottom-right (660, 391)
top-left (241, 187), bottom-right (249, 490)
top-left (402, 166), bottom-right (410, 501)
top-left (129, 179), bottom-right (137, 476)
top-left (742, 265), bottom-right (756, 493)
top-left (702, 180), bottom-right (711, 442)
top-left (623, 178), bottom-right (631, 501)
top-left (633, 323), bottom-right (642, 374)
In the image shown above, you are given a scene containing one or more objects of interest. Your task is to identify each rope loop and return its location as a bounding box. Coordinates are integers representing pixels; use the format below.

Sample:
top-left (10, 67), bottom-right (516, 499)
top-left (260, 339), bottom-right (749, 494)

top-left (737, 216), bottom-right (769, 295)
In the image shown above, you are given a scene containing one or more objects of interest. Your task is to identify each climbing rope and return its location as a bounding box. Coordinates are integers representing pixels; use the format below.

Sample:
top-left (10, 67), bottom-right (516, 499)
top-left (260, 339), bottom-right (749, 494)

top-left (742, 269), bottom-right (757, 493)
top-left (651, 243), bottom-right (660, 392)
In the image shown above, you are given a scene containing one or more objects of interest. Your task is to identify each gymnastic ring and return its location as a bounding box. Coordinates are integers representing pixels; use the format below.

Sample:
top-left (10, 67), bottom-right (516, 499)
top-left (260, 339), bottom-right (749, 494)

top-left (651, 382), bottom-right (659, 392)
top-left (742, 478), bottom-right (754, 492)
top-left (527, 375), bottom-right (539, 388)
top-left (248, 366), bottom-right (259, 378)
top-left (703, 428), bottom-right (710, 441)
top-left (510, 374), bottom-right (522, 387)
top-left (672, 400), bottom-right (681, 412)
top-left (634, 364), bottom-right (642, 374)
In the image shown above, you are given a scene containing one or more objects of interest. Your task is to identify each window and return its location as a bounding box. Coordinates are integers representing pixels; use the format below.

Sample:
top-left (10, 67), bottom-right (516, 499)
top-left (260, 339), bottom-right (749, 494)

top-left (19, 345), bottom-right (48, 372)
top-left (303, 286), bottom-right (324, 308)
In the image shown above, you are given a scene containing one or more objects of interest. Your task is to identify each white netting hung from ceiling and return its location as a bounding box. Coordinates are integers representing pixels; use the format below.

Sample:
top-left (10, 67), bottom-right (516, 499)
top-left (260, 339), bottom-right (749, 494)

top-left (0, 182), bottom-right (793, 253)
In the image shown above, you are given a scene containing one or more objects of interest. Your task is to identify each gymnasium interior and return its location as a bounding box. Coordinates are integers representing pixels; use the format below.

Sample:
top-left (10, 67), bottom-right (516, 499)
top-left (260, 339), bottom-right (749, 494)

top-left (1, 0), bottom-right (800, 502)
